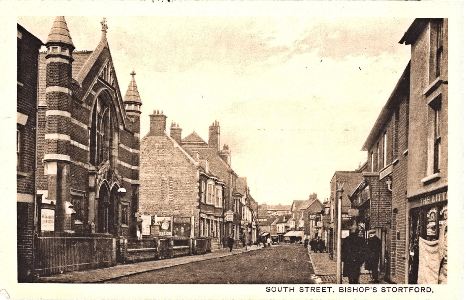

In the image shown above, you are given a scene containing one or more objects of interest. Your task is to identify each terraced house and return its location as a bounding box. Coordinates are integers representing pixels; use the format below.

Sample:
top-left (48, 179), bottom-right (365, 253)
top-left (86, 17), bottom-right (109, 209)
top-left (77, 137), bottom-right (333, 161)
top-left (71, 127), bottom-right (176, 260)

top-left (30, 17), bottom-right (141, 277)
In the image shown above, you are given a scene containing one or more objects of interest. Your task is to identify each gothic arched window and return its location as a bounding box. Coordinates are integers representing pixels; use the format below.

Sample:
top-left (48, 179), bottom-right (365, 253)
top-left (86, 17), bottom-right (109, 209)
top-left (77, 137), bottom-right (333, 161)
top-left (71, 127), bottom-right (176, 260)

top-left (90, 92), bottom-right (118, 167)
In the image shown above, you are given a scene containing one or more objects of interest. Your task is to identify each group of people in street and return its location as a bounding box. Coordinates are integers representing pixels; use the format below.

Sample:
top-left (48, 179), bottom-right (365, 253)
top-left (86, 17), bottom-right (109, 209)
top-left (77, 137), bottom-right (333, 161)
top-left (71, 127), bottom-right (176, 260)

top-left (305, 237), bottom-right (325, 253)
top-left (342, 225), bottom-right (382, 284)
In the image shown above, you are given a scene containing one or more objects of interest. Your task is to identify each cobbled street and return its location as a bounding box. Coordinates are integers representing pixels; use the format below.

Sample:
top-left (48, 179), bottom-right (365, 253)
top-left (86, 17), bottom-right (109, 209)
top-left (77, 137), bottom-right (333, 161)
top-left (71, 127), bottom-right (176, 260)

top-left (107, 244), bottom-right (313, 284)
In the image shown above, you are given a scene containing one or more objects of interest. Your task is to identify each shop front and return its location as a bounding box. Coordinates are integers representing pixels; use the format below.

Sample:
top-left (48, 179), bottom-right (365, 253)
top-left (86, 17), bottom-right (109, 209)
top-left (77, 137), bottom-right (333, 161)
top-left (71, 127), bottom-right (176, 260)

top-left (408, 189), bottom-right (447, 284)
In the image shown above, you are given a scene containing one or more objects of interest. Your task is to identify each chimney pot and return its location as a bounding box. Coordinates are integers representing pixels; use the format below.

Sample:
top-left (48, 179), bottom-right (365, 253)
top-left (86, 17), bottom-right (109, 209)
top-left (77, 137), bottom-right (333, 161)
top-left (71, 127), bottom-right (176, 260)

top-left (148, 109), bottom-right (167, 136)
top-left (170, 121), bottom-right (182, 144)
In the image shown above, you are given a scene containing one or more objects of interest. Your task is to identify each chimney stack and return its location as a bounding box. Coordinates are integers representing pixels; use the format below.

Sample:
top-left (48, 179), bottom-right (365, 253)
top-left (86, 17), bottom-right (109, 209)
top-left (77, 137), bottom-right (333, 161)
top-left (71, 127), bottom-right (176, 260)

top-left (208, 120), bottom-right (220, 151)
top-left (219, 144), bottom-right (231, 165)
top-left (148, 110), bottom-right (166, 136)
top-left (170, 122), bottom-right (182, 144)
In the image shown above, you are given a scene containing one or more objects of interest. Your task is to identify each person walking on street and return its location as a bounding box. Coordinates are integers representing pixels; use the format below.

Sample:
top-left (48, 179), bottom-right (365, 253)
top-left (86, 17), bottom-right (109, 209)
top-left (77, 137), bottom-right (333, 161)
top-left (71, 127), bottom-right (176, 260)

top-left (342, 224), bottom-right (366, 284)
top-left (267, 237), bottom-right (271, 247)
top-left (228, 233), bottom-right (234, 252)
top-left (366, 229), bottom-right (382, 283)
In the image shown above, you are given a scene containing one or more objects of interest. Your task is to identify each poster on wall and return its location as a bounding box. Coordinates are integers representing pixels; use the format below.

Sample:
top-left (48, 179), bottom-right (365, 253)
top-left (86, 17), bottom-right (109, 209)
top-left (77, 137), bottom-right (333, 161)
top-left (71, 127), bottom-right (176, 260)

top-left (173, 216), bottom-right (191, 238)
top-left (41, 209), bottom-right (55, 232)
top-left (141, 214), bottom-right (152, 236)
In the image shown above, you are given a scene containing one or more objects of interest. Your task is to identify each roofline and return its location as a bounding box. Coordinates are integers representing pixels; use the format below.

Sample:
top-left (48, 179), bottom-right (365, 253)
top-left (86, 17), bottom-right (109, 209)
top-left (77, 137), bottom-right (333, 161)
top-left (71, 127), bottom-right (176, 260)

top-left (362, 62), bottom-right (410, 151)
top-left (17, 23), bottom-right (43, 46)
top-left (399, 19), bottom-right (430, 45)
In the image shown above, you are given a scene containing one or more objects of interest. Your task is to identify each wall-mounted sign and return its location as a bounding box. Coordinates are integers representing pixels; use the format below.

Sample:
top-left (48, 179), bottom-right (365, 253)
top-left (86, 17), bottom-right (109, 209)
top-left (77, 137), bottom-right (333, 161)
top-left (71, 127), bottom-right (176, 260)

top-left (41, 209), bottom-right (55, 231)
top-left (348, 208), bottom-right (359, 217)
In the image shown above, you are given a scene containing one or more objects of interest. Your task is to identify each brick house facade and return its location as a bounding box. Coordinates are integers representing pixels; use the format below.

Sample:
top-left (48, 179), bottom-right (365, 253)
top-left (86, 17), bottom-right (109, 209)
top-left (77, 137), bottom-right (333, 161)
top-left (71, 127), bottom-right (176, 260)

top-left (328, 170), bottom-right (363, 254)
top-left (34, 17), bottom-right (140, 240)
top-left (181, 122), bottom-right (243, 243)
top-left (139, 111), bottom-right (225, 242)
top-left (400, 18), bottom-right (448, 284)
top-left (17, 24), bottom-right (43, 281)
top-left (353, 63), bottom-right (410, 283)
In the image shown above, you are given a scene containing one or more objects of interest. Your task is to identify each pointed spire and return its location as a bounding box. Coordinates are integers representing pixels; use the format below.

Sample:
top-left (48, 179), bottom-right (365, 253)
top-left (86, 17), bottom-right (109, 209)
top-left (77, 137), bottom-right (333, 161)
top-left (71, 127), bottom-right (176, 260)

top-left (47, 16), bottom-right (74, 48)
top-left (124, 70), bottom-right (142, 104)
top-left (100, 17), bottom-right (108, 39)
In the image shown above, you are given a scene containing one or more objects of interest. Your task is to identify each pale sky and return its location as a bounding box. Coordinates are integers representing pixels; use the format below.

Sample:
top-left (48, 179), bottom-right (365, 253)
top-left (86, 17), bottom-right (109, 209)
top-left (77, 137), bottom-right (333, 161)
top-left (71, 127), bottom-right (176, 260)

top-left (18, 16), bottom-right (412, 205)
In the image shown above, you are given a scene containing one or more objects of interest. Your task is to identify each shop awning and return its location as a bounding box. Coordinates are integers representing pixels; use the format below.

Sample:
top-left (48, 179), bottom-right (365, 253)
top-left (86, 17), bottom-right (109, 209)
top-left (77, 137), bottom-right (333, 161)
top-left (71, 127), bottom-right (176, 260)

top-left (261, 232), bottom-right (270, 237)
top-left (284, 230), bottom-right (304, 238)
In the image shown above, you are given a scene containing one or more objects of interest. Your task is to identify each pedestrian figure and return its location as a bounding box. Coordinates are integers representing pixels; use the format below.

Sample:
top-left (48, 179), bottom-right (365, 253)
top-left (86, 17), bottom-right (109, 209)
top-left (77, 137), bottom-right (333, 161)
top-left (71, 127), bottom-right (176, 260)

top-left (267, 237), bottom-right (272, 247)
top-left (342, 225), bottom-right (366, 284)
top-left (262, 236), bottom-right (267, 248)
top-left (228, 233), bottom-right (234, 252)
top-left (312, 238), bottom-right (318, 253)
top-left (317, 237), bottom-right (324, 253)
top-left (241, 232), bottom-right (246, 249)
top-left (366, 229), bottom-right (382, 283)
top-left (304, 236), bottom-right (309, 248)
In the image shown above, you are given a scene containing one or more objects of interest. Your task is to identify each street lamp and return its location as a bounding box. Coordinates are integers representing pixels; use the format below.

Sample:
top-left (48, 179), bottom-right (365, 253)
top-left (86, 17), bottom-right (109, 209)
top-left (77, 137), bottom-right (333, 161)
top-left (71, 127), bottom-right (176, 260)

top-left (336, 181), bottom-right (344, 284)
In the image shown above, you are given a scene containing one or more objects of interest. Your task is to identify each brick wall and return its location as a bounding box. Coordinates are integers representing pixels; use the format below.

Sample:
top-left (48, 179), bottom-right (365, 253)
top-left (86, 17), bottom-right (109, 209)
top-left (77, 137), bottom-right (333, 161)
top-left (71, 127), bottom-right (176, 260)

top-left (17, 25), bottom-right (41, 282)
top-left (139, 134), bottom-right (200, 236)
top-left (390, 97), bottom-right (409, 283)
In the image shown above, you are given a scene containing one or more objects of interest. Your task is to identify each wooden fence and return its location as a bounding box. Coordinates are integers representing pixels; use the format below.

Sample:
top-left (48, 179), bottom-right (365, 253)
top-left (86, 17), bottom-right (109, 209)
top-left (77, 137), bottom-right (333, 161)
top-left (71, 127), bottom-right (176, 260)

top-left (34, 236), bottom-right (116, 276)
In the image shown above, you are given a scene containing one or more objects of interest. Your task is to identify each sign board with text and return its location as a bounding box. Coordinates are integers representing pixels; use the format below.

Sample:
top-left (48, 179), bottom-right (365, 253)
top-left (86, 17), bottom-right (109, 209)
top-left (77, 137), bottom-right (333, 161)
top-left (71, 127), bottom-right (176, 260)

top-left (155, 216), bottom-right (172, 236)
top-left (41, 209), bottom-right (55, 231)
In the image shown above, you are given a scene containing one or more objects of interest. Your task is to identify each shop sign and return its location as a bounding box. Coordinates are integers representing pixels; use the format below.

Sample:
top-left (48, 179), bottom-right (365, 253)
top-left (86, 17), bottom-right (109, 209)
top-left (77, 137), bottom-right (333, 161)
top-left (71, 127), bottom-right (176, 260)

top-left (348, 208), bottom-right (359, 217)
top-left (41, 209), bottom-right (55, 231)
top-left (225, 211), bottom-right (234, 222)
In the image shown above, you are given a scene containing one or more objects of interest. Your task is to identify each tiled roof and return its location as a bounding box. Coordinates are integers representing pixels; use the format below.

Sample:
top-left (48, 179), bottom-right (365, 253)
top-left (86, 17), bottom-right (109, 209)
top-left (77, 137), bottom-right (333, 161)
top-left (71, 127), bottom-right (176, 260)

top-left (182, 131), bottom-right (208, 145)
top-left (304, 199), bottom-right (324, 214)
top-left (47, 16), bottom-right (74, 47)
top-left (291, 200), bottom-right (307, 211)
top-left (123, 71), bottom-right (142, 104)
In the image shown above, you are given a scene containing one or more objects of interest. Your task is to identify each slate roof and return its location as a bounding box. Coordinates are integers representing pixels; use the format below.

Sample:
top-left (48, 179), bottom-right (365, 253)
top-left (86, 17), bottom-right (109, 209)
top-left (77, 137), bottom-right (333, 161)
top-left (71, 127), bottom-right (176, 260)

top-left (182, 131), bottom-right (208, 145)
top-left (291, 200), bottom-right (307, 212)
top-left (123, 71), bottom-right (141, 104)
top-left (46, 16), bottom-right (74, 47)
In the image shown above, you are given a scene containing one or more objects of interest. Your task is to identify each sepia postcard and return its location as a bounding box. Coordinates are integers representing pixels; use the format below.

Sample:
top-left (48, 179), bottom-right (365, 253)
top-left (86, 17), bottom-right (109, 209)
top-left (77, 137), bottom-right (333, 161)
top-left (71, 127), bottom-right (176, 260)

top-left (1, 1), bottom-right (464, 300)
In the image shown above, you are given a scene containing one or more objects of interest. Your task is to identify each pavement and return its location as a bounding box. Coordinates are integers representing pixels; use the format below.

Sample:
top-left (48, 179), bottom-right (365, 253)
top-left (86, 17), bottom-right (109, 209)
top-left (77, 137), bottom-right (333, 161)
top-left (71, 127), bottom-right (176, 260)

top-left (36, 244), bottom-right (264, 283)
top-left (308, 250), bottom-right (388, 284)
